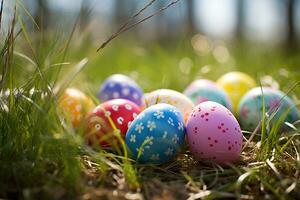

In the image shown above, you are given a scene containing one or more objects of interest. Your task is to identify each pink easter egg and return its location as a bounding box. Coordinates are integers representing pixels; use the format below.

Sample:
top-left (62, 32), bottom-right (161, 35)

top-left (186, 101), bottom-right (243, 164)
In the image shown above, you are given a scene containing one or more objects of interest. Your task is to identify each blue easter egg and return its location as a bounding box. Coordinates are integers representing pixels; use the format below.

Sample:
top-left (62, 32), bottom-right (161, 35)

top-left (98, 74), bottom-right (143, 106)
top-left (125, 104), bottom-right (186, 164)
top-left (238, 87), bottom-right (299, 131)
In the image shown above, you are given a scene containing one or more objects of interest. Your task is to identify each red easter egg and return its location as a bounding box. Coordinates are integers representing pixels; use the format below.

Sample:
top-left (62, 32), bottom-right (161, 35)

top-left (85, 99), bottom-right (141, 147)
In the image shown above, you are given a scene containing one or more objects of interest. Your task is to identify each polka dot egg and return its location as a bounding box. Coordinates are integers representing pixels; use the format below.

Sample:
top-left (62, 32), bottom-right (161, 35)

top-left (126, 104), bottom-right (186, 164)
top-left (58, 88), bottom-right (94, 127)
top-left (98, 74), bottom-right (144, 107)
top-left (144, 89), bottom-right (195, 123)
top-left (85, 99), bottom-right (141, 147)
top-left (184, 79), bottom-right (232, 111)
top-left (217, 71), bottom-right (256, 114)
top-left (187, 101), bottom-right (243, 164)
top-left (238, 87), bottom-right (299, 131)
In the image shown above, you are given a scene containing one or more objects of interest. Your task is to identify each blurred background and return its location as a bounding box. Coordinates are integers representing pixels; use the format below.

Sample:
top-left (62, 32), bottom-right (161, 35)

top-left (2, 0), bottom-right (299, 45)
top-left (1, 0), bottom-right (300, 93)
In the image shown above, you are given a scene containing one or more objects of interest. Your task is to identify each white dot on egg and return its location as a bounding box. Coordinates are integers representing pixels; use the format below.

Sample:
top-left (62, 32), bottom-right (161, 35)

top-left (113, 92), bottom-right (119, 98)
top-left (112, 105), bottom-right (119, 111)
top-left (122, 88), bottom-right (130, 96)
top-left (133, 113), bottom-right (137, 119)
top-left (75, 104), bottom-right (82, 111)
top-left (132, 92), bottom-right (139, 100)
top-left (105, 111), bottom-right (111, 117)
top-left (125, 104), bottom-right (132, 110)
top-left (67, 100), bottom-right (73, 105)
top-left (95, 124), bottom-right (101, 130)
top-left (103, 94), bottom-right (109, 100)
top-left (117, 117), bottom-right (124, 124)
top-left (109, 82), bottom-right (115, 88)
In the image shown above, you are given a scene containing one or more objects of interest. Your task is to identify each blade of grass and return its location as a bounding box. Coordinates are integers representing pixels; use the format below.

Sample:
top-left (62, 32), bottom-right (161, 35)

top-left (16, 0), bottom-right (39, 29)
top-left (56, 58), bottom-right (88, 97)
top-left (97, 0), bottom-right (181, 51)
top-left (0, 0), bottom-right (3, 31)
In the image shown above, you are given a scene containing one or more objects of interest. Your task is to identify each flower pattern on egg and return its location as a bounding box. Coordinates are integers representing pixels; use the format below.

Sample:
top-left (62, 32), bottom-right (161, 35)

top-left (178, 122), bottom-right (184, 131)
top-left (154, 110), bottom-right (164, 119)
top-left (145, 136), bottom-right (154, 145)
top-left (130, 134), bottom-right (136, 143)
top-left (164, 148), bottom-right (173, 156)
top-left (135, 123), bottom-right (144, 134)
top-left (147, 121), bottom-right (156, 131)
top-left (162, 131), bottom-right (168, 138)
top-left (167, 117), bottom-right (174, 126)
top-left (172, 134), bottom-right (179, 144)
top-left (125, 104), bottom-right (186, 164)
top-left (150, 154), bottom-right (160, 161)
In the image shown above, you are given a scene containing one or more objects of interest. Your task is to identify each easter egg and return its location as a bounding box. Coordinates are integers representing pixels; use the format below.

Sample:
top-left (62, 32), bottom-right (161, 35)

top-left (98, 74), bottom-right (144, 107)
top-left (144, 89), bottom-right (195, 123)
top-left (126, 104), bottom-right (186, 164)
top-left (58, 88), bottom-right (94, 127)
top-left (217, 71), bottom-right (256, 113)
top-left (187, 101), bottom-right (243, 164)
top-left (85, 99), bottom-right (141, 147)
top-left (184, 79), bottom-right (232, 110)
top-left (238, 87), bottom-right (299, 131)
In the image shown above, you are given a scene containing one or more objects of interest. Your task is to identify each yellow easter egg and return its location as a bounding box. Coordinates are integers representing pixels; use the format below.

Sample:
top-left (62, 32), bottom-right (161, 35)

top-left (217, 71), bottom-right (256, 113)
top-left (144, 89), bottom-right (195, 123)
top-left (58, 88), bottom-right (94, 127)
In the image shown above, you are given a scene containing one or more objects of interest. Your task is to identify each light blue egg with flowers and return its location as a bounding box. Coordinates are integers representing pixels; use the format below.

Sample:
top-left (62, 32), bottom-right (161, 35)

top-left (125, 104), bottom-right (186, 164)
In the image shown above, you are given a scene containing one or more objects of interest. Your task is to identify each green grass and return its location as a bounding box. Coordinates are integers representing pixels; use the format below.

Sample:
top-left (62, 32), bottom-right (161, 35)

top-left (1, 5), bottom-right (300, 200)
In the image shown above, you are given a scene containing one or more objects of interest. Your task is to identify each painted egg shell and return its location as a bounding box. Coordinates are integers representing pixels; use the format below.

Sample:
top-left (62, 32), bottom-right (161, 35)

top-left (59, 88), bottom-right (94, 127)
top-left (98, 74), bottom-right (144, 107)
top-left (187, 101), bottom-right (243, 164)
top-left (238, 87), bottom-right (299, 131)
top-left (184, 79), bottom-right (232, 111)
top-left (85, 99), bottom-right (141, 147)
top-left (144, 89), bottom-right (195, 123)
top-left (217, 71), bottom-right (256, 114)
top-left (125, 104), bottom-right (186, 164)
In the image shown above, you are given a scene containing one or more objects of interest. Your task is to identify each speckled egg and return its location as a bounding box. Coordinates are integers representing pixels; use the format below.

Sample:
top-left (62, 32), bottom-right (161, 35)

top-left (58, 88), bottom-right (94, 127)
top-left (187, 101), bottom-right (243, 164)
top-left (184, 79), bottom-right (232, 111)
top-left (85, 99), bottom-right (141, 147)
top-left (217, 71), bottom-right (256, 113)
top-left (98, 74), bottom-right (144, 107)
top-left (125, 104), bottom-right (186, 164)
top-left (144, 89), bottom-right (195, 123)
top-left (238, 87), bottom-right (299, 131)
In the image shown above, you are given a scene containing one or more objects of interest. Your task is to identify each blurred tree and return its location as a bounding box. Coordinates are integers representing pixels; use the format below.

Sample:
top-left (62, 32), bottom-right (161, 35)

top-left (186, 0), bottom-right (196, 34)
top-left (114, 0), bottom-right (137, 29)
top-left (35, 0), bottom-right (49, 30)
top-left (286, 0), bottom-right (296, 49)
top-left (79, 0), bottom-right (91, 31)
top-left (235, 0), bottom-right (245, 40)
top-left (155, 0), bottom-right (167, 38)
